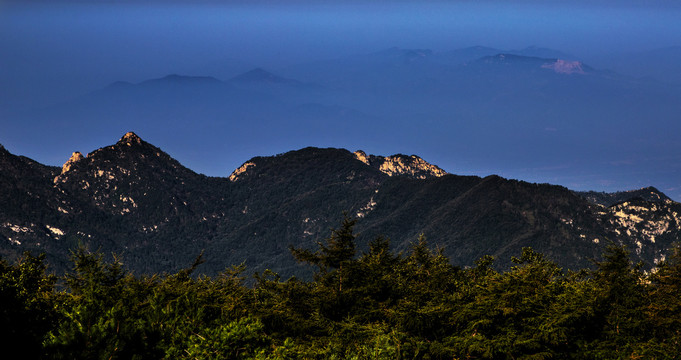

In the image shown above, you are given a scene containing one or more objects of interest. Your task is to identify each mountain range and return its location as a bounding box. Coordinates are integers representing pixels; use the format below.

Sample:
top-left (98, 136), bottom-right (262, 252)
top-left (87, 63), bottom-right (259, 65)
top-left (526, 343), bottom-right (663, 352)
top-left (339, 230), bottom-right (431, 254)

top-left (8, 46), bottom-right (681, 203)
top-left (1, 132), bottom-right (679, 276)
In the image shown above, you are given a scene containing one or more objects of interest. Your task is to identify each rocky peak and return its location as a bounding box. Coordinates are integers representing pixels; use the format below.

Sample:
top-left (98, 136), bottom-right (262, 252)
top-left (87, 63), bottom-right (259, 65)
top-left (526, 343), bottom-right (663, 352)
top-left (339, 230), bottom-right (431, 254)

top-left (118, 132), bottom-right (143, 146)
top-left (61, 152), bottom-right (84, 173)
top-left (353, 150), bottom-right (447, 179)
top-left (353, 150), bottom-right (370, 165)
top-left (379, 155), bottom-right (448, 179)
top-left (53, 151), bottom-right (85, 183)
top-left (229, 161), bottom-right (256, 182)
top-left (541, 59), bottom-right (586, 74)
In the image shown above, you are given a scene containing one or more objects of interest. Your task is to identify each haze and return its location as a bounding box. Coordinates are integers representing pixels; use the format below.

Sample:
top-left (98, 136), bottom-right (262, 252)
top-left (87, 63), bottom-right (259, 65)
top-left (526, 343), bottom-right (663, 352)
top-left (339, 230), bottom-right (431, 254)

top-left (1, 0), bottom-right (680, 200)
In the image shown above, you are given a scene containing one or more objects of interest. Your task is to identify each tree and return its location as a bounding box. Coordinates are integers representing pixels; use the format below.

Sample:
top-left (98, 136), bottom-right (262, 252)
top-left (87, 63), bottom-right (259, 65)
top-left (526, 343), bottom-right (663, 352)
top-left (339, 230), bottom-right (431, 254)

top-left (44, 247), bottom-right (163, 359)
top-left (0, 252), bottom-right (59, 358)
top-left (646, 243), bottom-right (681, 356)
top-left (289, 214), bottom-right (357, 289)
top-left (449, 248), bottom-right (566, 359)
top-left (587, 243), bottom-right (649, 358)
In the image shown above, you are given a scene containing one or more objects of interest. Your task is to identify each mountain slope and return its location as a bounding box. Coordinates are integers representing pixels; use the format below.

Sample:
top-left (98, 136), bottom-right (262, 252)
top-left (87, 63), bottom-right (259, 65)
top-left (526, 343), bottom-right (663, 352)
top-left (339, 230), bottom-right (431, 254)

top-left (1, 134), bottom-right (680, 276)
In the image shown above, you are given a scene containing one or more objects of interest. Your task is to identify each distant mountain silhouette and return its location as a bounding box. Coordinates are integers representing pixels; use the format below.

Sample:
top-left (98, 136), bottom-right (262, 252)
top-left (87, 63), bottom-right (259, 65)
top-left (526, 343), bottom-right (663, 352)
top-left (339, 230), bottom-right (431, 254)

top-left (597, 46), bottom-right (681, 84)
top-left (16, 45), bottom-right (681, 204)
top-left (140, 74), bottom-right (222, 86)
top-left (230, 68), bottom-right (301, 84)
top-left (510, 46), bottom-right (579, 61)
top-left (476, 54), bottom-right (593, 74)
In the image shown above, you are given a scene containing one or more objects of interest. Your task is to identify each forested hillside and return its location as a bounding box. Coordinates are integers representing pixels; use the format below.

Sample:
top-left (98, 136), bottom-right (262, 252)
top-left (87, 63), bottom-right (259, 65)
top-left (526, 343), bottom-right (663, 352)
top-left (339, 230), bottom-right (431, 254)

top-left (2, 218), bottom-right (680, 359)
top-left (1, 133), bottom-right (680, 276)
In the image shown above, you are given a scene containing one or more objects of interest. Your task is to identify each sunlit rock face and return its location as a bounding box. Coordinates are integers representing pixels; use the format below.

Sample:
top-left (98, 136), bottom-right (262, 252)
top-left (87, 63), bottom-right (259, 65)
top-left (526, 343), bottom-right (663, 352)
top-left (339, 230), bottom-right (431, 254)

top-left (378, 155), bottom-right (448, 179)
top-left (229, 162), bottom-right (256, 182)
top-left (353, 150), bottom-right (370, 166)
top-left (605, 200), bottom-right (681, 254)
top-left (54, 152), bottom-right (85, 184)
top-left (353, 150), bottom-right (447, 179)
top-left (119, 131), bottom-right (143, 146)
top-left (61, 152), bottom-right (84, 174)
top-left (571, 188), bottom-right (681, 263)
top-left (542, 59), bottom-right (586, 74)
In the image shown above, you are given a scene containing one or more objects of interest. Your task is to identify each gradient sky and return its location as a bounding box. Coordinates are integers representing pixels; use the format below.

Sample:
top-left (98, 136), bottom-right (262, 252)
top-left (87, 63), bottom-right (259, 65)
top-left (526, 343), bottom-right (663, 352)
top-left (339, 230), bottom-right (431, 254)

top-left (1, 0), bottom-right (680, 199)
top-left (2, 0), bottom-right (680, 107)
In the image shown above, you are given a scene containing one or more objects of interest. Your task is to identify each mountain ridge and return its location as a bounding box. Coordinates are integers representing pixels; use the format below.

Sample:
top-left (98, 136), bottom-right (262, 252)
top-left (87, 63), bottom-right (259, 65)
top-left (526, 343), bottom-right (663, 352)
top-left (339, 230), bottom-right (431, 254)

top-left (2, 133), bottom-right (680, 276)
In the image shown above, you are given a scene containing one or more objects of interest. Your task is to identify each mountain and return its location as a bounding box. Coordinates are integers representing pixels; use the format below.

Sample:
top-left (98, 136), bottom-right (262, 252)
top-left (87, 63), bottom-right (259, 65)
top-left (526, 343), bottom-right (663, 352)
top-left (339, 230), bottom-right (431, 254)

top-left (371, 47), bottom-right (435, 65)
top-left (13, 45), bottom-right (681, 198)
top-left (509, 46), bottom-right (579, 61)
top-left (592, 46), bottom-right (681, 84)
top-left (435, 46), bottom-right (502, 64)
top-left (576, 187), bottom-right (672, 207)
top-left (230, 68), bottom-right (303, 85)
top-left (1, 132), bottom-right (232, 272)
top-left (140, 74), bottom-right (222, 86)
top-left (476, 54), bottom-right (592, 75)
top-left (352, 150), bottom-right (448, 179)
top-left (2, 134), bottom-right (680, 276)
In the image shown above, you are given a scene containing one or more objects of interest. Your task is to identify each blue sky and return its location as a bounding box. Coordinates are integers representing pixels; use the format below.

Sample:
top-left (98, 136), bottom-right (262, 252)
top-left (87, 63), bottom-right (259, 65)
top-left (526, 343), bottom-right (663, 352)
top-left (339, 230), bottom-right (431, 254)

top-left (2, 0), bottom-right (679, 106)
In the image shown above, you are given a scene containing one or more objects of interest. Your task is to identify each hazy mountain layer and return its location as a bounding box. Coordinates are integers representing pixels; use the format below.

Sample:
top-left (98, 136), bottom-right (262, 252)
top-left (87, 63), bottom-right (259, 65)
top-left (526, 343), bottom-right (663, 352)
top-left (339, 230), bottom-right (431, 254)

top-left (8, 48), bottom-right (681, 202)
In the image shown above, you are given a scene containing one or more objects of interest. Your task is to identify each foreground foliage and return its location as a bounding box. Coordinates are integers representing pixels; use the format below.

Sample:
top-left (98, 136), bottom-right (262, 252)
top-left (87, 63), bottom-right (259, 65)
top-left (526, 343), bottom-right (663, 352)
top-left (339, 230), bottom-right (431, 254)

top-left (2, 217), bottom-right (681, 359)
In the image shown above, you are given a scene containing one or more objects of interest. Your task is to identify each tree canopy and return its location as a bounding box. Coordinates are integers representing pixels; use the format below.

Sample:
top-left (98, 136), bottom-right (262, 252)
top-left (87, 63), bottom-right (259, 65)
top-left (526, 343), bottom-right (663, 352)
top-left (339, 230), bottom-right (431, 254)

top-left (1, 218), bottom-right (680, 359)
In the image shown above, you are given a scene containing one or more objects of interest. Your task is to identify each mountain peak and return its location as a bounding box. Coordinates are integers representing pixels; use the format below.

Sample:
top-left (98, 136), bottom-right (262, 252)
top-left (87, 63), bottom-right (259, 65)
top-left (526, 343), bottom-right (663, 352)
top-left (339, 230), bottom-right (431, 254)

top-left (353, 150), bottom-right (370, 165)
top-left (353, 150), bottom-right (447, 179)
top-left (61, 152), bottom-right (84, 173)
top-left (478, 53), bottom-right (591, 75)
top-left (576, 186), bottom-right (673, 207)
top-left (118, 132), bottom-right (143, 146)
top-left (480, 53), bottom-right (550, 64)
top-left (154, 74), bottom-right (220, 83)
top-left (53, 151), bottom-right (85, 183)
top-left (230, 68), bottom-right (294, 84)
top-left (541, 59), bottom-right (586, 74)
top-left (373, 47), bottom-right (434, 64)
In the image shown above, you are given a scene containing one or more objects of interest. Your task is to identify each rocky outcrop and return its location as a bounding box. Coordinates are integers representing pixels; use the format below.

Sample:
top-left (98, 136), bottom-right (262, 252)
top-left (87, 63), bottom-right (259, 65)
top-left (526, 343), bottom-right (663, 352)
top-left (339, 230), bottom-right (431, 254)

top-left (229, 162), bottom-right (256, 182)
top-left (118, 131), bottom-right (143, 146)
top-left (542, 59), bottom-right (586, 74)
top-left (353, 150), bottom-right (447, 179)
top-left (54, 151), bottom-right (85, 183)
top-left (61, 152), bottom-right (84, 173)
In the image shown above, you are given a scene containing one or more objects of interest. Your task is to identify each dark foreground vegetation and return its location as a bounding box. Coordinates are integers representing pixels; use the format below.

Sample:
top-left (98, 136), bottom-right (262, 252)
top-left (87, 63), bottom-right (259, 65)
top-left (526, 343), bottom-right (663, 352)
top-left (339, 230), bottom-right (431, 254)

top-left (2, 217), bottom-right (681, 359)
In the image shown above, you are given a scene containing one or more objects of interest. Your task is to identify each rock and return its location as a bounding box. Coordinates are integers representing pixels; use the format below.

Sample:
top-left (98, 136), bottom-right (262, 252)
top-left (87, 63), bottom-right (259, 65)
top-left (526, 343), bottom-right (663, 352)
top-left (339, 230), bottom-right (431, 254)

top-left (61, 152), bottom-right (84, 174)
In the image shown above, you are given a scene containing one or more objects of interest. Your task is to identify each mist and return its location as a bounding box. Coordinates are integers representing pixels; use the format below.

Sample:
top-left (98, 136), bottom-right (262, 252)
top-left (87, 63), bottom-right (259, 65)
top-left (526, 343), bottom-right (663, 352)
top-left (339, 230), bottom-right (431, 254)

top-left (1, 0), bottom-right (680, 199)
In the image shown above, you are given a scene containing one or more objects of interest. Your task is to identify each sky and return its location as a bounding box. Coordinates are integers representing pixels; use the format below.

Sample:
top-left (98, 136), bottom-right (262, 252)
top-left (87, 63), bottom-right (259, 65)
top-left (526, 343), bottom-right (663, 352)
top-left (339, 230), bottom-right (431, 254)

top-left (1, 0), bottom-right (680, 199)
top-left (2, 0), bottom-right (680, 107)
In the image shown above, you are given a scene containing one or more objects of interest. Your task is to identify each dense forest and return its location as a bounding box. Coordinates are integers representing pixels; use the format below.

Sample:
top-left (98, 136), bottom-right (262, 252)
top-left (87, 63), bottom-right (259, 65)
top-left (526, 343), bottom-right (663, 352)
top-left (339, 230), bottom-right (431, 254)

top-left (2, 217), bottom-right (680, 359)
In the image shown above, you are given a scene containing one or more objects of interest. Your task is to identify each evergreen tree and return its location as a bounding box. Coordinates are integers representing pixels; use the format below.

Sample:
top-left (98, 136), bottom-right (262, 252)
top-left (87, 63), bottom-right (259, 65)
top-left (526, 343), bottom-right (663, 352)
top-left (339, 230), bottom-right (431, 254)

top-left (0, 252), bottom-right (59, 359)
top-left (646, 243), bottom-right (681, 356)
top-left (587, 243), bottom-right (649, 359)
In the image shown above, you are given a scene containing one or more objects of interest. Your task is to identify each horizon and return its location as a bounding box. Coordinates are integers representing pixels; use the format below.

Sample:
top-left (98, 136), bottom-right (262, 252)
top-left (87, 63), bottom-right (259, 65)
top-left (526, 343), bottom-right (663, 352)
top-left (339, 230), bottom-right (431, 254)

top-left (1, 130), bottom-right (676, 202)
top-left (1, 1), bottom-right (680, 200)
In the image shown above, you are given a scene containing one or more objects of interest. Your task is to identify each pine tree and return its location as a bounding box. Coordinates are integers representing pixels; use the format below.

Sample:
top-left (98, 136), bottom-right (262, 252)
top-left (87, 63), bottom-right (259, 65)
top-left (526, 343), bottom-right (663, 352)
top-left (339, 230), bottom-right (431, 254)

top-left (646, 243), bottom-right (681, 356)
top-left (587, 243), bottom-right (649, 358)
